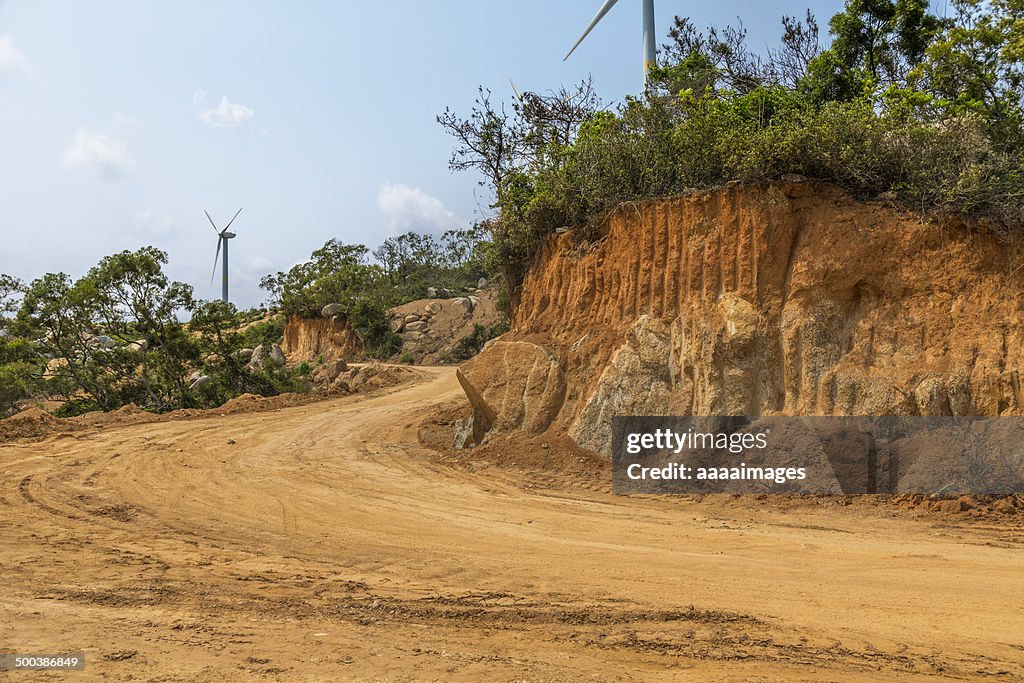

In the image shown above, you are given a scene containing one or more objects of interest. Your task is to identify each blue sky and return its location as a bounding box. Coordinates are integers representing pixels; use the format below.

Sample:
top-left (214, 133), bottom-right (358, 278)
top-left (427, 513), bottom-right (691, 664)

top-left (0, 0), bottom-right (847, 309)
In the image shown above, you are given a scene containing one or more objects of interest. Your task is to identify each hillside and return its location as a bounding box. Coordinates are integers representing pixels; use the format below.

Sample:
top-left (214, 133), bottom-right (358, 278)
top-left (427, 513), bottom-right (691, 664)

top-left (459, 181), bottom-right (1024, 457)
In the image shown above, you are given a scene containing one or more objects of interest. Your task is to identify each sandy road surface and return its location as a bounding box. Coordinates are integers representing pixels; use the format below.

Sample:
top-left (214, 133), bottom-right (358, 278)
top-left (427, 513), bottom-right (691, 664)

top-left (1, 367), bottom-right (1021, 681)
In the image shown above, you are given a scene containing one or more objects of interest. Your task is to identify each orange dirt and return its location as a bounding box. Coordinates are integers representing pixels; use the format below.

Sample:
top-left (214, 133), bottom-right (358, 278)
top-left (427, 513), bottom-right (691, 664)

top-left (496, 181), bottom-right (1024, 450)
top-left (1, 368), bottom-right (1021, 680)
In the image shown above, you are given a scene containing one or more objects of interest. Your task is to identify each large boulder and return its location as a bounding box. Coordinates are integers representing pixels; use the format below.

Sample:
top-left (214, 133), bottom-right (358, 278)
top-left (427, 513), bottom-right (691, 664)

top-left (321, 303), bottom-right (344, 318)
top-left (453, 369), bottom-right (497, 448)
top-left (250, 343), bottom-right (285, 369)
top-left (452, 297), bottom-right (474, 316)
top-left (458, 341), bottom-right (566, 435)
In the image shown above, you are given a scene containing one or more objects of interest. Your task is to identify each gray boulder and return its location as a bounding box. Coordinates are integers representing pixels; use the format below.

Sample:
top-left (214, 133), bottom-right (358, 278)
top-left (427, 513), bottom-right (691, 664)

top-left (477, 277), bottom-right (488, 289)
top-left (314, 359), bottom-right (348, 384)
top-left (453, 297), bottom-right (474, 316)
top-left (250, 343), bottom-right (285, 368)
top-left (405, 321), bottom-right (428, 333)
top-left (127, 339), bottom-right (148, 353)
top-left (189, 375), bottom-right (213, 390)
top-left (426, 287), bottom-right (438, 298)
top-left (321, 303), bottom-right (343, 318)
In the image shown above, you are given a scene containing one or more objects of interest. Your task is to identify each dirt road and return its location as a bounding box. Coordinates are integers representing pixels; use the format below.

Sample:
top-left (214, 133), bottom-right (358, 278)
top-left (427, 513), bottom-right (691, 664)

top-left (1, 367), bottom-right (1021, 681)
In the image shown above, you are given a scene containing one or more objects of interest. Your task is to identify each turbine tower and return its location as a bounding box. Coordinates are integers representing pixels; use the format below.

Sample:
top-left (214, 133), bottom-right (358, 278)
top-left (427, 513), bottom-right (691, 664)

top-left (205, 207), bottom-right (242, 304)
top-left (564, 0), bottom-right (657, 84)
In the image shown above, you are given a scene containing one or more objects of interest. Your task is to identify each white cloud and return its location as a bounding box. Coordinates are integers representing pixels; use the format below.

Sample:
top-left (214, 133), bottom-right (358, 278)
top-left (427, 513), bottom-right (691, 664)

top-left (62, 127), bottom-right (133, 179)
top-left (0, 35), bottom-right (29, 76)
top-left (377, 182), bottom-right (457, 233)
top-left (199, 96), bottom-right (254, 127)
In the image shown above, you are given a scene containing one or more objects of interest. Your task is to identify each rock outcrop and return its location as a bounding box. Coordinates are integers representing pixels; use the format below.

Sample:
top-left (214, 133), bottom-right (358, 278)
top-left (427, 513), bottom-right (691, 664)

top-left (461, 181), bottom-right (1024, 456)
top-left (458, 340), bottom-right (566, 439)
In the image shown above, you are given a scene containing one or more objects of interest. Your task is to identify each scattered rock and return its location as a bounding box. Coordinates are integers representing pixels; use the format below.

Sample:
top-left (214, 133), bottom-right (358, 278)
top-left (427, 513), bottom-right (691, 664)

top-left (426, 287), bottom-right (438, 298)
top-left (477, 277), bottom-right (488, 289)
top-left (313, 359), bottom-right (349, 385)
top-left (453, 297), bottom-right (474, 316)
top-left (189, 375), bottom-right (213, 390)
top-left (424, 302), bottom-right (442, 315)
top-left (127, 339), bottom-right (148, 353)
top-left (404, 314), bottom-right (422, 323)
top-left (91, 335), bottom-right (115, 349)
top-left (993, 498), bottom-right (1017, 515)
top-left (250, 343), bottom-right (285, 368)
top-left (405, 321), bottom-right (428, 333)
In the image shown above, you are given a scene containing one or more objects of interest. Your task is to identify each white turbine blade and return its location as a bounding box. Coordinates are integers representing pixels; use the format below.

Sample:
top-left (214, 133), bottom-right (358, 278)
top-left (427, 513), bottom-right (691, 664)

top-left (204, 209), bottom-right (220, 234)
top-left (210, 237), bottom-right (222, 285)
top-left (564, 0), bottom-right (621, 61)
top-left (558, 88), bottom-right (584, 105)
top-left (509, 77), bottom-right (524, 103)
top-left (222, 206), bottom-right (243, 233)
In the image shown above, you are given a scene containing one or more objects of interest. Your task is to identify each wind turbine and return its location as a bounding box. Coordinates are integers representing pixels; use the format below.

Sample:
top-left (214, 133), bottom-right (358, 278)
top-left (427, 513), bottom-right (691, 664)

top-left (205, 207), bottom-right (242, 304)
top-left (564, 0), bottom-right (657, 84)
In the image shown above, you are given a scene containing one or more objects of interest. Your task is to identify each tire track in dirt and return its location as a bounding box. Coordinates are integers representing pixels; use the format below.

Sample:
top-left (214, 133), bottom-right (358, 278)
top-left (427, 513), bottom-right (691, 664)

top-left (1, 367), bottom-right (1021, 681)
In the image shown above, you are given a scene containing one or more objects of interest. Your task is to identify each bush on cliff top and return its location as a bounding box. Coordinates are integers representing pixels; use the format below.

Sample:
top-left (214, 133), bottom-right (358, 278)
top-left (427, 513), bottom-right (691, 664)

top-left (440, 0), bottom-right (1024, 290)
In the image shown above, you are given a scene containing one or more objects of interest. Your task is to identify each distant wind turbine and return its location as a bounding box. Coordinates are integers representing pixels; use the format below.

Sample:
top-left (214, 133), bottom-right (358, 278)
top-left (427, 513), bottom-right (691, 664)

top-left (205, 207), bottom-right (242, 304)
top-left (564, 0), bottom-right (657, 84)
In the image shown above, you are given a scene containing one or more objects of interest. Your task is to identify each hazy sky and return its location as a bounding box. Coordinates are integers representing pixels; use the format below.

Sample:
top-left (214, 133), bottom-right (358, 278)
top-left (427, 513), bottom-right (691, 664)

top-left (0, 1), bottom-right (847, 308)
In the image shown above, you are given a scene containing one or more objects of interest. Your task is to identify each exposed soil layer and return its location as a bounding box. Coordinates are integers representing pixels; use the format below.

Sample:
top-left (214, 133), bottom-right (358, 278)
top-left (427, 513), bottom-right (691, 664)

top-left (463, 181), bottom-right (1024, 459)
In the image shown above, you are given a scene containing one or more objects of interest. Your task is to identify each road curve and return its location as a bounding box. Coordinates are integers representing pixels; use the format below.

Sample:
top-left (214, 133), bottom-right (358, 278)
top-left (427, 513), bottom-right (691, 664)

top-left (1, 367), bottom-right (1021, 681)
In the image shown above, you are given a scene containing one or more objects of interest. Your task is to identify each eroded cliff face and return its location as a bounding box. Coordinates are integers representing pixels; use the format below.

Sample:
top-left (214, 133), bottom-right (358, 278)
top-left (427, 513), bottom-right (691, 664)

top-left (282, 316), bottom-right (361, 362)
top-left (460, 181), bottom-right (1024, 456)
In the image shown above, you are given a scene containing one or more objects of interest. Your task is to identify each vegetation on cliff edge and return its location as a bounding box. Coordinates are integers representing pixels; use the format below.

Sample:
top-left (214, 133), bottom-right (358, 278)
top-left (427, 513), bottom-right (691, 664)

top-left (440, 0), bottom-right (1024, 290)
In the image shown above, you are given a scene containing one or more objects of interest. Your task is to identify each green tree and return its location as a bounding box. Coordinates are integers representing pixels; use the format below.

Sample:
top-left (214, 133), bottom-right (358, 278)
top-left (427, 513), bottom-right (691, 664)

top-left (0, 275), bottom-right (35, 416)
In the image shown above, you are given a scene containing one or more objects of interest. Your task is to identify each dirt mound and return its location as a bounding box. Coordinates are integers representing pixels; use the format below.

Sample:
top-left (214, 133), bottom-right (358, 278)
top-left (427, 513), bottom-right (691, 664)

top-left (888, 493), bottom-right (1023, 517)
top-left (0, 407), bottom-right (73, 440)
top-left (328, 363), bottom-right (417, 394)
